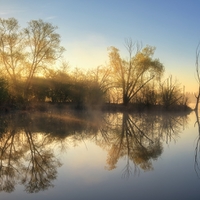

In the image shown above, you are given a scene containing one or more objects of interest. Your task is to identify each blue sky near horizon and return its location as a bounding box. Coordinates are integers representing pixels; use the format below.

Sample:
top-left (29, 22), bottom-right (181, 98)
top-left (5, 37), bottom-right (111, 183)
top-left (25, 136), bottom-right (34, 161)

top-left (0, 0), bottom-right (200, 92)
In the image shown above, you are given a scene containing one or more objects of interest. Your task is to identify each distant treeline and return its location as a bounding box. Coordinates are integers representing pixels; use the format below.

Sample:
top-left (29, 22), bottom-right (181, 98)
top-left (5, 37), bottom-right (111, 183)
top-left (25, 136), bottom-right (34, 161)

top-left (0, 18), bottom-right (190, 112)
top-left (0, 70), bottom-right (190, 112)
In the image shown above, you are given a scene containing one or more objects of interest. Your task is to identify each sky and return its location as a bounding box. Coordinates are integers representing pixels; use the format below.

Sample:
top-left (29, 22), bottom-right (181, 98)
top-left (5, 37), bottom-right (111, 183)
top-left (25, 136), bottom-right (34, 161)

top-left (0, 0), bottom-right (200, 92)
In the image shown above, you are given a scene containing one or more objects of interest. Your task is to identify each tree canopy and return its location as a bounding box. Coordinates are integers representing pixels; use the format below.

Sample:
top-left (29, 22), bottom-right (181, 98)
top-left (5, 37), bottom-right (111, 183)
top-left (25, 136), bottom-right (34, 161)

top-left (0, 18), bottom-right (65, 97)
top-left (108, 40), bottom-right (164, 105)
top-left (0, 18), bottom-right (188, 111)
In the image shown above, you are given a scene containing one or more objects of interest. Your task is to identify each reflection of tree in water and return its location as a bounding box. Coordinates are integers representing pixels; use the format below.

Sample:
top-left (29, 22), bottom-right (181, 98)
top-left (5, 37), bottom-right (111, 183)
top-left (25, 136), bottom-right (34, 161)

top-left (194, 110), bottom-right (200, 177)
top-left (21, 127), bottom-right (62, 193)
top-left (158, 113), bottom-right (187, 144)
top-left (0, 129), bottom-right (22, 193)
top-left (95, 112), bottom-right (188, 178)
top-left (0, 109), bottom-right (190, 192)
top-left (0, 110), bottom-right (106, 193)
top-left (0, 113), bottom-right (62, 193)
top-left (104, 113), bottom-right (162, 176)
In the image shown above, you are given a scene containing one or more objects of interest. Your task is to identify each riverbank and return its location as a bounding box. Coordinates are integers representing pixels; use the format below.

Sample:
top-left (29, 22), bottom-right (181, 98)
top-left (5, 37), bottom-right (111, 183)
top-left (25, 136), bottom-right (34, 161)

top-left (0, 102), bottom-right (191, 114)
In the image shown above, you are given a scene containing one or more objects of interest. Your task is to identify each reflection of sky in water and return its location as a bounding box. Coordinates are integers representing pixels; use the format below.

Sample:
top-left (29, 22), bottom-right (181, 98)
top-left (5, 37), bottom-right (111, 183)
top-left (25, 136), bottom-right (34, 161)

top-left (53, 119), bottom-right (199, 200)
top-left (0, 111), bottom-right (200, 200)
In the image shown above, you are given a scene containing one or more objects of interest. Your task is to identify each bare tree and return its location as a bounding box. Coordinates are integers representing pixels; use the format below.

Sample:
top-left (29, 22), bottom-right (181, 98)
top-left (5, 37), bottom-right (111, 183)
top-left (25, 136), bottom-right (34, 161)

top-left (194, 43), bottom-right (200, 112)
top-left (160, 75), bottom-right (183, 109)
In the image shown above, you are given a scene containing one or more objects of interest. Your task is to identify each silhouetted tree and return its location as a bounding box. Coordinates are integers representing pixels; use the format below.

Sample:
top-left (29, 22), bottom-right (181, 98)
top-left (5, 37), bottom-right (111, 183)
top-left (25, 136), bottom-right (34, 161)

top-left (108, 39), bottom-right (164, 106)
top-left (24, 19), bottom-right (65, 94)
top-left (194, 43), bottom-right (200, 112)
top-left (0, 18), bottom-right (24, 85)
top-left (0, 18), bottom-right (65, 101)
top-left (160, 75), bottom-right (185, 110)
top-left (29, 77), bottom-right (50, 102)
top-left (0, 77), bottom-right (9, 107)
top-left (47, 70), bottom-right (71, 103)
top-left (89, 65), bottom-right (112, 102)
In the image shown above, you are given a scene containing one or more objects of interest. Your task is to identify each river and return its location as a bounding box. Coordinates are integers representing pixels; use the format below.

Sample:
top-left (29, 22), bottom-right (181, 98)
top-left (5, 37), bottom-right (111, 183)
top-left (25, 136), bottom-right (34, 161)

top-left (0, 108), bottom-right (199, 200)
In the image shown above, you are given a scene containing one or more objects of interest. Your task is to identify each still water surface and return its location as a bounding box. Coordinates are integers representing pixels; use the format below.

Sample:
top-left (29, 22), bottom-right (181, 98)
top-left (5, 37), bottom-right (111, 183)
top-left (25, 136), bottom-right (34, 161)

top-left (0, 108), bottom-right (200, 200)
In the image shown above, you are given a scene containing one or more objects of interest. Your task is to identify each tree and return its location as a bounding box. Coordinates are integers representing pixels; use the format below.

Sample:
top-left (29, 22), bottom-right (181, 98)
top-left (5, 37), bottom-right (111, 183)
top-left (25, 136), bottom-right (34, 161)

top-left (29, 77), bottom-right (50, 102)
top-left (24, 19), bottom-right (65, 93)
top-left (0, 18), bottom-right (24, 86)
top-left (160, 75), bottom-right (184, 110)
top-left (108, 39), bottom-right (164, 106)
top-left (0, 77), bottom-right (9, 106)
top-left (194, 43), bottom-right (200, 112)
top-left (0, 18), bottom-right (65, 99)
top-left (135, 82), bottom-right (159, 107)
top-left (88, 65), bottom-right (112, 103)
top-left (48, 71), bottom-right (71, 103)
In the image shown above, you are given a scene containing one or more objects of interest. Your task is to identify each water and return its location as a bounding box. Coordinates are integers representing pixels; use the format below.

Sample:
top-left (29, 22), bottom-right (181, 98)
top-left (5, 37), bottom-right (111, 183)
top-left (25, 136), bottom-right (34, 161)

top-left (0, 109), bottom-right (199, 200)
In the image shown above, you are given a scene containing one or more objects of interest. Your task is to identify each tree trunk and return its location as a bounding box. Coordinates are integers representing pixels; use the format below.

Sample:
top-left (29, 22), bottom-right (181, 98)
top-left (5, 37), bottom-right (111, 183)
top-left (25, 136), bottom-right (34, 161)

top-left (194, 86), bottom-right (200, 112)
top-left (123, 94), bottom-right (129, 106)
